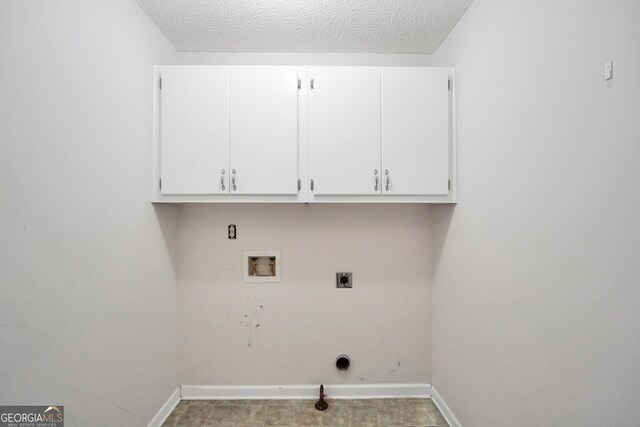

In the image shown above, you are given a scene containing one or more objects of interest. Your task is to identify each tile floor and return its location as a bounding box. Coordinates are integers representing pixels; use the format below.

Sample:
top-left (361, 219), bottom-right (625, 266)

top-left (162, 398), bottom-right (449, 426)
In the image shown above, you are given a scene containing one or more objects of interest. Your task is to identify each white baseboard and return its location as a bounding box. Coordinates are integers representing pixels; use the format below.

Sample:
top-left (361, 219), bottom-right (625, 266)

top-left (180, 383), bottom-right (432, 400)
top-left (147, 387), bottom-right (180, 427)
top-left (431, 386), bottom-right (462, 427)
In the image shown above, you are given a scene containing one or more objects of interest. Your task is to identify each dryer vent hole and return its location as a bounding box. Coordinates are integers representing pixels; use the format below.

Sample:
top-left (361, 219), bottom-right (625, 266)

top-left (336, 355), bottom-right (351, 371)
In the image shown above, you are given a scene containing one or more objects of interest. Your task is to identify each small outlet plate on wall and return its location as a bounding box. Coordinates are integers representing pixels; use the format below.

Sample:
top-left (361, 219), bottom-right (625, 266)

top-left (244, 251), bottom-right (280, 283)
top-left (336, 272), bottom-right (352, 288)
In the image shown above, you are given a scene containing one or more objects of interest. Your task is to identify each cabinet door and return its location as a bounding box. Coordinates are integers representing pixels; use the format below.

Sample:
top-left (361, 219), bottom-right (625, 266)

top-left (308, 67), bottom-right (381, 195)
top-left (229, 67), bottom-right (300, 195)
top-left (160, 66), bottom-right (229, 195)
top-left (382, 68), bottom-right (450, 195)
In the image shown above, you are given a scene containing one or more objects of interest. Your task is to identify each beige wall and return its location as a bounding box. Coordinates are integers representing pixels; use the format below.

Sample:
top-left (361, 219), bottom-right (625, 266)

top-left (176, 204), bottom-right (434, 385)
top-left (432, 0), bottom-right (640, 425)
top-left (169, 52), bottom-right (437, 387)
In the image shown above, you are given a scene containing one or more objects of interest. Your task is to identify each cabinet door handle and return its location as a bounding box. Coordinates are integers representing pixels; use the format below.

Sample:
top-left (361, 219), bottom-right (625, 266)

top-left (231, 169), bottom-right (237, 191)
top-left (374, 169), bottom-right (379, 191)
top-left (385, 169), bottom-right (390, 191)
top-left (220, 169), bottom-right (226, 191)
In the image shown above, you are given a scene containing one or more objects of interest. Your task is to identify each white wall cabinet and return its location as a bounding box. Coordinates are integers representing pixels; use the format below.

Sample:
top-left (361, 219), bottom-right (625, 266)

top-left (381, 68), bottom-right (450, 196)
top-left (157, 65), bottom-right (303, 200)
top-left (308, 67), bottom-right (381, 195)
top-left (159, 66), bottom-right (229, 195)
top-left (229, 68), bottom-right (300, 195)
top-left (307, 67), bottom-right (452, 200)
top-left (153, 65), bottom-right (455, 203)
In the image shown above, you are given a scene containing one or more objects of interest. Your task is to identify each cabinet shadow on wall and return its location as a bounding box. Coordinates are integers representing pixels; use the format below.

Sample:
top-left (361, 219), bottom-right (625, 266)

top-left (430, 204), bottom-right (455, 276)
top-left (153, 203), bottom-right (180, 274)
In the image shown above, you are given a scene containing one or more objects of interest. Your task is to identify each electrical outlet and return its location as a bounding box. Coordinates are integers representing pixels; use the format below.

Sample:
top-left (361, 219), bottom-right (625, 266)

top-left (336, 272), bottom-right (352, 288)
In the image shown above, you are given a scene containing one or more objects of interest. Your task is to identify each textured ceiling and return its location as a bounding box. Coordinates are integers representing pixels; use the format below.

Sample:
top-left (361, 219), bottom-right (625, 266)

top-left (135, 0), bottom-right (473, 54)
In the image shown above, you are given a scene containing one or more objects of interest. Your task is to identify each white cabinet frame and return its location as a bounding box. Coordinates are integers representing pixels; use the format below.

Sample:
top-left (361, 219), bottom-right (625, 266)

top-left (152, 66), bottom-right (456, 204)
